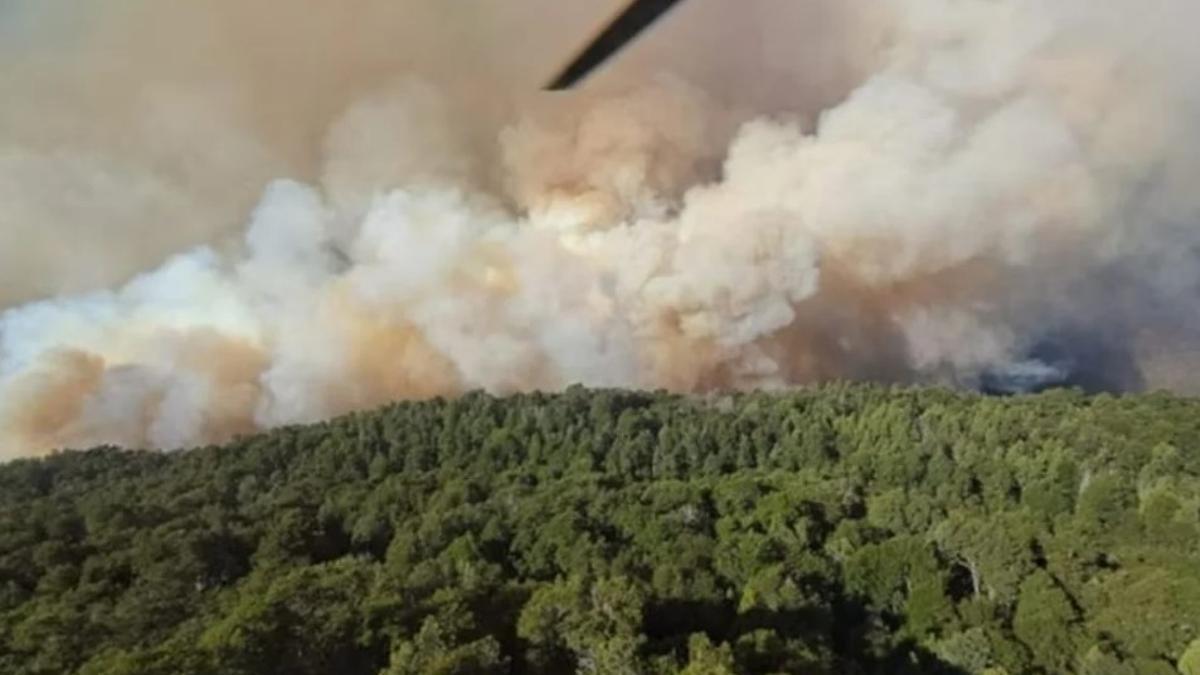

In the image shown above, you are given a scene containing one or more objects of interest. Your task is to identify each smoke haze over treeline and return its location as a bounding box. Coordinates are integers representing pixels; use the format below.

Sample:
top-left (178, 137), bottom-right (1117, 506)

top-left (2, 0), bottom-right (1199, 458)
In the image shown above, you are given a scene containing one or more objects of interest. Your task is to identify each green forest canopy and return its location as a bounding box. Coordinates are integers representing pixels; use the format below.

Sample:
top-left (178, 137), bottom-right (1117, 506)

top-left (1, 384), bottom-right (1199, 674)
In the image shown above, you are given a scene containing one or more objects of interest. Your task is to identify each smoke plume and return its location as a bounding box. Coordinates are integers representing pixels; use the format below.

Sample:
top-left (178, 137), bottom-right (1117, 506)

top-left (2, 0), bottom-right (1199, 458)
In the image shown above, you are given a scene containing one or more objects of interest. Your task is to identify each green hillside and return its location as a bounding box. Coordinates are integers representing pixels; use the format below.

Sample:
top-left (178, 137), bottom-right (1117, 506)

top-left (2, 385), bottom-right (1199, 674)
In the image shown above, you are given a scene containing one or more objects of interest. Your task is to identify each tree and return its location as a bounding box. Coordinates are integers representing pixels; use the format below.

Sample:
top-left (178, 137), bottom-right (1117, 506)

top-left (1012, 570), bottom-right (1080, 672)
top-left (382, 606), bottom-right (506, 675)
top-left (518, 575), bottom-right (648, 675)
top-left (679, 635), bottom-right (737, 675)
top-left (4, 385), bottom-right (1200, 675)
top-left (932, 511), bottom-right (1038, 604)
top-left (1179, 639), bottom-right (1200, 675)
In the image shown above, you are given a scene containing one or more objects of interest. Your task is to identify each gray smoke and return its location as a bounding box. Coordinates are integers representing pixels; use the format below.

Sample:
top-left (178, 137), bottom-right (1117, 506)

top-left (2, 0), bottom-right (1199, 458)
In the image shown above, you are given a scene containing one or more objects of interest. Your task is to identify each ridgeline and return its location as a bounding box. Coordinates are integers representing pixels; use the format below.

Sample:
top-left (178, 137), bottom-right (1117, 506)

top-left (2, 384), bottom-right (1199, 674)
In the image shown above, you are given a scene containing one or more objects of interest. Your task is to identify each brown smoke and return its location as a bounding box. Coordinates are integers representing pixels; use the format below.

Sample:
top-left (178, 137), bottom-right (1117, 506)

top-left (2, 0), bottom-right (1199, 458)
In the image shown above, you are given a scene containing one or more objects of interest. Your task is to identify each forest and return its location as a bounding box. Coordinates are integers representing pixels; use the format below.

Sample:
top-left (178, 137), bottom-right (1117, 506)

top-left (1, 384), bottom-right (1199, 674)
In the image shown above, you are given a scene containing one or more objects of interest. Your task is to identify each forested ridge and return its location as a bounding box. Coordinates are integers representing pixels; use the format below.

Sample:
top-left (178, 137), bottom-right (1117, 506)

top-left (2, 384), bottom-right (1199, 675)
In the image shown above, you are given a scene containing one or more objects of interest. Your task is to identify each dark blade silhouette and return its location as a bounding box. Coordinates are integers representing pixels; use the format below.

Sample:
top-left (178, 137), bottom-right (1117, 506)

top-left (546, 0), bottom-right (687, 90)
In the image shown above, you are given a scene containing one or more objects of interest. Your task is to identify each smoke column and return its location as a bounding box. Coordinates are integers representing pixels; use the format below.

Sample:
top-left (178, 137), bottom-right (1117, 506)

top-left (2, 0), bottom-right (1199, 458)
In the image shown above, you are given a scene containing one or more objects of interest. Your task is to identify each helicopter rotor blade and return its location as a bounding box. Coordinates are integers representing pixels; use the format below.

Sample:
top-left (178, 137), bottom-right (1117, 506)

top-left (546, 0), bottom-right (687, 90)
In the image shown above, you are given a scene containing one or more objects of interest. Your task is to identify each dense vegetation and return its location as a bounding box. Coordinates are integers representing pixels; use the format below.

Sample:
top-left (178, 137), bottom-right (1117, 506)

top-left (1, 384), bottom-right (1199, 674)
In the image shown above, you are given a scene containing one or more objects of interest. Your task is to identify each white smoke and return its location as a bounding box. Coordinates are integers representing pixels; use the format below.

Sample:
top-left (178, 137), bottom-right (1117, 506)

top-left (2, 0), bottom-right (1199, 458)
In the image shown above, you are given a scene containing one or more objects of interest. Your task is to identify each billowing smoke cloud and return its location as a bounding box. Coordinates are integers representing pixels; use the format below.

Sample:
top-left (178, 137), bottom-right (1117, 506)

top-left (2, 0), bottom-right (1199, 458)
